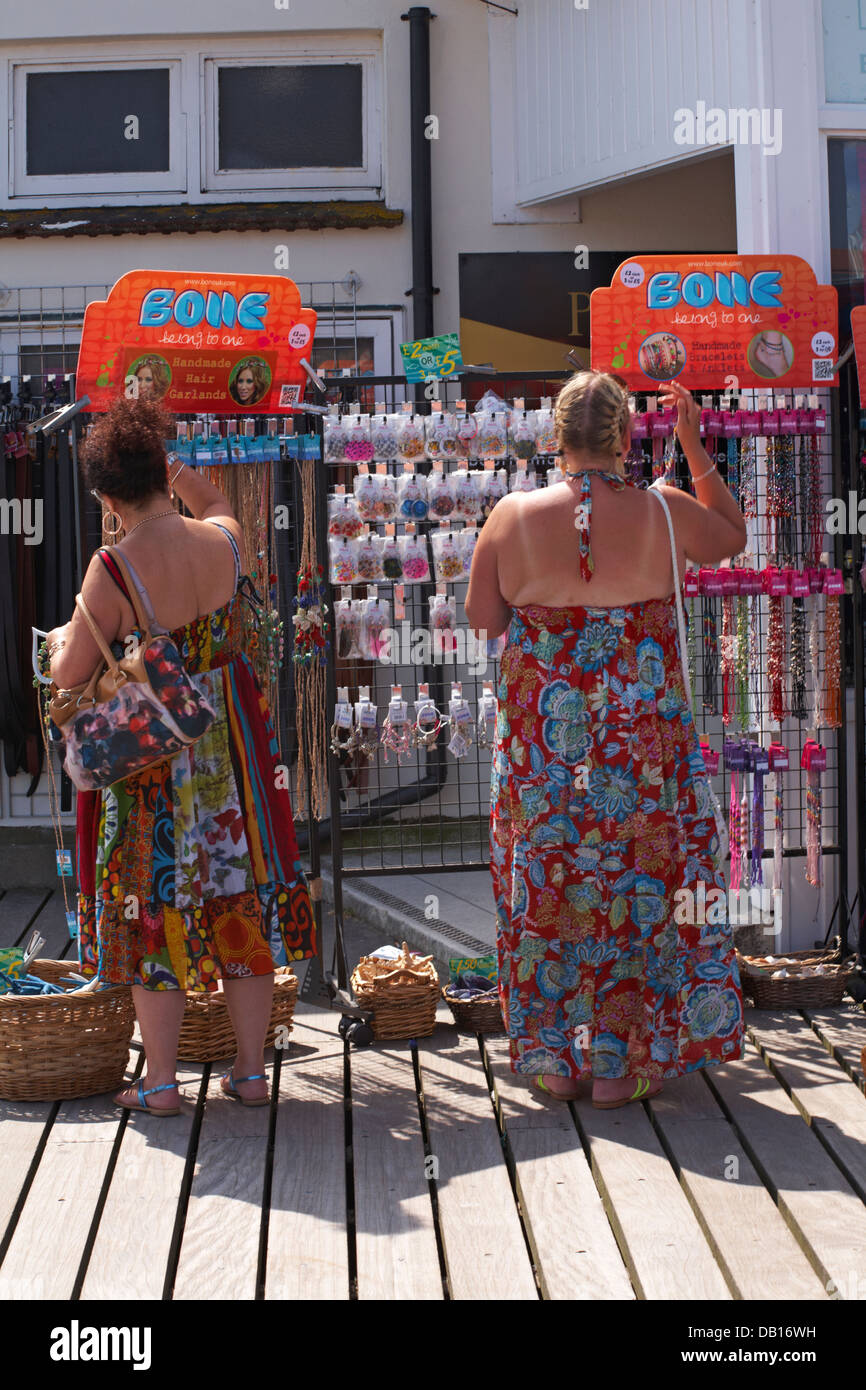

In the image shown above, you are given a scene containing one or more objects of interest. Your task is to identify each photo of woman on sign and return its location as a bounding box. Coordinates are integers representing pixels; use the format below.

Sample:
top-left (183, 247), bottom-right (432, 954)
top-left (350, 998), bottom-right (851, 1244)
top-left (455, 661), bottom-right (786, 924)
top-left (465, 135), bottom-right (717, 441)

top-left (229, 358), bottom-right (271, 406)
top-left (129, 354), bottom-right (171, 399)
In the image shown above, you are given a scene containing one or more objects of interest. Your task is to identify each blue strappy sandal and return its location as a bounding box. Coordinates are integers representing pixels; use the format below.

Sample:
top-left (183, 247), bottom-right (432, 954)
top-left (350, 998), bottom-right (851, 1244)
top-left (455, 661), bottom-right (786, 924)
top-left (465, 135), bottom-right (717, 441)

top-left (115, 1079), bottom-right (180, 1116)
top-left (221, 1067), bottom-right (270, 1107)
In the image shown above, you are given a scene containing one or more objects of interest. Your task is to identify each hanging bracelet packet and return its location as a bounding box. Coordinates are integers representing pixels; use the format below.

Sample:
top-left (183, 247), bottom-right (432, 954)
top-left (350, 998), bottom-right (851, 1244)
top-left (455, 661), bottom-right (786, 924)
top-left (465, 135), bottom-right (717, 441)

top-left (398, 470), bottom-right (429, 520)
top-left (335, 599), bottom-right (363, 660)
top-left (453, 468), bottom-right (482, 521)
top-left (398, 533), bottom-right (431, 584)
top-left (324, 414), bottom-right (350, 462)
top-left (360, 595), bottom-right (391, 662)
top-left (345, 415), bottom-right (375, 463)
top-left (329, 536), bottom-right (359, 584)
top-left (371, 413), bottom-right (401, 460)
top-left (328, 493), bottom-right (364, 539)
top-left (432, 529), bottom-right (465, 583)
top-left (425, 411), bottom-right (459, 460)
top-left (397, 415), bottom-right (426, 463)
top-left (430, 593), bottom-right (458, 655)
top-left (381, 693), bottom-right (413, 763)
top-left (428, 468), bottom-right (457, 519)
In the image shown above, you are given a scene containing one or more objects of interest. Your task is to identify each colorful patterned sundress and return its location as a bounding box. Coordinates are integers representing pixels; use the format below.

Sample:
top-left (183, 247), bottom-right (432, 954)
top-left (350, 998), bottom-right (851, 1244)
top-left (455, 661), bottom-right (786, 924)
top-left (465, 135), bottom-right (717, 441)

top-left (76, 525), bottom-right (315, 990)
top-left (490, 470), bottom-right (744, 1081)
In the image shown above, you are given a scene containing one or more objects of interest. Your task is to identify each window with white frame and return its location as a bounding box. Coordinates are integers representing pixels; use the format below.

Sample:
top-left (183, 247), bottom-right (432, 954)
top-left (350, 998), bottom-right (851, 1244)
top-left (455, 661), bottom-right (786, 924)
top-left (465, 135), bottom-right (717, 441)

top-left (6, 36), bottom-right (383, 202)
top-left (12, 60), bottom-right (186, 197)
top-left (202, 53), bottom-right (381, 193)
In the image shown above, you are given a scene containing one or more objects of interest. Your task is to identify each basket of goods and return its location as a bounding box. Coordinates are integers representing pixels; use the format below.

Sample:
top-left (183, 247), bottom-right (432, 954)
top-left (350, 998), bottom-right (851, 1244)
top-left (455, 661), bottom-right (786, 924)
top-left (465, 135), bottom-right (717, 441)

top-left (350, 942), bottom-right (439, 1041)
top-left (736, 949), bottom-right (856, 1010)
top-left (0, 939), bottom-right (136, 1101)
top-left (442, 975), bottom-right (504, 1034)
top-left (178, 965), bottom-right (299, 1062)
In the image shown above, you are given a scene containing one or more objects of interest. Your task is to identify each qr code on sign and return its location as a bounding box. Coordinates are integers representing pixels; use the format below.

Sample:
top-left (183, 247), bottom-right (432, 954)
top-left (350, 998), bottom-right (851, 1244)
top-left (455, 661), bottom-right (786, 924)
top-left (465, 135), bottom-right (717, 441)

top-left (279, 384), bottom-right (301, 407)
top-left (812, 359), bottom-right (835, 381)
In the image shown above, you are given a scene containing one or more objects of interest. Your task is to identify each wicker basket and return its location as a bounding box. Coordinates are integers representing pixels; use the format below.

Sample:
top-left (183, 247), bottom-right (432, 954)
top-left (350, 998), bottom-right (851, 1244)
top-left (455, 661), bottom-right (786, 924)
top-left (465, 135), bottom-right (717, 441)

top-left (177, 966), bottom-right (299, 1063)
top-left (0, 960), bottom-right (135, 1102)
top-left (737, 949), bottom-right (855, 1010)
top-left (351, 943), bottom-right (439, 1041)
top-left (442, 985), bottom-right (504, 1034)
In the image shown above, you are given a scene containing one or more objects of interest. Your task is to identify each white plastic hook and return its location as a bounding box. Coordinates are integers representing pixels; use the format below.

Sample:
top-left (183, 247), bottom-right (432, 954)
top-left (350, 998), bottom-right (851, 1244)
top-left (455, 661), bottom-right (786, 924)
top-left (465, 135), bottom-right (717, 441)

top-left (32, 627), bottom-right (53, 684)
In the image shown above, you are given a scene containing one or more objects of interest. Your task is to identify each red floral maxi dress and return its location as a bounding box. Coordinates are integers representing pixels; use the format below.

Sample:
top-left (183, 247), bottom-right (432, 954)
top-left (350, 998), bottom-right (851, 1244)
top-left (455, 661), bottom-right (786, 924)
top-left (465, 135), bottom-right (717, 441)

top-left (490, 470), bottom-right (744, 1082)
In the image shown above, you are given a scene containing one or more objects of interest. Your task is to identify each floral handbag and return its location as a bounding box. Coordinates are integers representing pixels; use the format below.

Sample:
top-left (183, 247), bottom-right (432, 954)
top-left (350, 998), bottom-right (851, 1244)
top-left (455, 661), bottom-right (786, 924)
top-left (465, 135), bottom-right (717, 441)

top-left (47, 549), bottom-right (215, 791)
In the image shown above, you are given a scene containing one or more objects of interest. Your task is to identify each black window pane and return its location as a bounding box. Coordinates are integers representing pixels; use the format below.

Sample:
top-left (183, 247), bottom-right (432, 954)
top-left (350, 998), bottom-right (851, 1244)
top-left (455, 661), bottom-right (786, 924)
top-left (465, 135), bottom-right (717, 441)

top-left (26, 70), bottom-right (170, 175)
top-left (218, 65), bottom-right (363, 170)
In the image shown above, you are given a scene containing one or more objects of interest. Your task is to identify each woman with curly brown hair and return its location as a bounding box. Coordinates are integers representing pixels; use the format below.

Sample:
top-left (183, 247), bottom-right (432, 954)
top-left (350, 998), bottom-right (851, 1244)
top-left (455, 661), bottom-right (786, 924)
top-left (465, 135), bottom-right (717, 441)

top-left (466, 371), bottom-right (746, 1110)
top-left (45, 395), bottom-right (314, 1114)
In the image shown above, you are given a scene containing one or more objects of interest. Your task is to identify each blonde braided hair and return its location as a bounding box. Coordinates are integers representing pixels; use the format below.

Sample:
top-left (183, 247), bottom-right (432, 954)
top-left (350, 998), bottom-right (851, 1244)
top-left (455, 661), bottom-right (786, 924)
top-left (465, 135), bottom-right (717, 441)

top-left (554, 370), bottom-right (631, 472)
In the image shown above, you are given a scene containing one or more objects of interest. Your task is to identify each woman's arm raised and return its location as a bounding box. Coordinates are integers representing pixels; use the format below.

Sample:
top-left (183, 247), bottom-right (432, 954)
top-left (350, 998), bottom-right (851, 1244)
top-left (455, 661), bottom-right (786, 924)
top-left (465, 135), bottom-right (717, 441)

top-left (657, 379), bottom-right (747, 564)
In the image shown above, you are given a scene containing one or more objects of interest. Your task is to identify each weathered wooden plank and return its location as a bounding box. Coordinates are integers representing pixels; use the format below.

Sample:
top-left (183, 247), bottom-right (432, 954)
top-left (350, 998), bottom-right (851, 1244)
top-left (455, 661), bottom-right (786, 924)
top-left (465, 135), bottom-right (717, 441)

top-left (576, 1081), bottom-right (732, 1300)
top-left (172, 1060), bottom-right (271, 1301)
top-left (803, 1007), bottom-right (866, 1092)
top-left (484, 1036), bottom-right (634, 1300)
top-left (0, 1060), bottom-right (135, 1300)
top-left (417, 1018), bottom-right (539, 1300)
top-left (79, 1063), bottom-right (205, 1301)
top-left (707, 1043), bottom-right (866, 1298)
top-left (0, 889), bottom-right (49, 948)
top-left (351, 1038), bottom-right (443, 1301)
top-left (0, 1098), bottom-right (55, 1250)
top-left (651, 1071), bottom-right (826, 1301)
top-left (265, 1004), bottom-right (349, 1301)
top-left (747, 1011), bottom-right (866, 1204)
top-left (32, 891), bottom-right (78, 960)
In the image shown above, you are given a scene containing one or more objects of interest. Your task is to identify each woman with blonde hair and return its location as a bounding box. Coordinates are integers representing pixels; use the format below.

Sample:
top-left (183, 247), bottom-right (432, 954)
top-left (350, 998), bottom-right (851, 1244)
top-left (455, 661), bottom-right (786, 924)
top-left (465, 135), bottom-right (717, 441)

top-left (466, 370), bottom-right (746, 1108)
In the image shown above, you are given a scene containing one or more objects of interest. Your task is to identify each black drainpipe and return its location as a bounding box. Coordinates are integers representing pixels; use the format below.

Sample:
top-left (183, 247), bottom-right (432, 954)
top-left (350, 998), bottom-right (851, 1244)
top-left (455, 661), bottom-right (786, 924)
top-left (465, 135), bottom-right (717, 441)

top-left (402, 6), bottom-right (437, 342)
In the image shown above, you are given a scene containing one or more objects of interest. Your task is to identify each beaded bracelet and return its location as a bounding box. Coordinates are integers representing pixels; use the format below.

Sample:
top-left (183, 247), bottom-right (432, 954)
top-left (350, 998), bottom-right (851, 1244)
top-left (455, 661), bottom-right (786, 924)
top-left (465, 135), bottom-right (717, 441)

top-left (413, 706), bottom-right (445, 747)
top-left (329, 722), bottom-right (356, 756)
top-left (381, 716), bottom-right (414, 763)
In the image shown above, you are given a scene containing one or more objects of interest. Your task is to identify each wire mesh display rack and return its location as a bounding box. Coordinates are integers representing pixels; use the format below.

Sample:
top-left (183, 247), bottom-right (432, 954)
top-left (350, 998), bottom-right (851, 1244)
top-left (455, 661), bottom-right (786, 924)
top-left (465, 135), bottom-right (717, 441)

top-left (312, 371), bottom-right (851, 955)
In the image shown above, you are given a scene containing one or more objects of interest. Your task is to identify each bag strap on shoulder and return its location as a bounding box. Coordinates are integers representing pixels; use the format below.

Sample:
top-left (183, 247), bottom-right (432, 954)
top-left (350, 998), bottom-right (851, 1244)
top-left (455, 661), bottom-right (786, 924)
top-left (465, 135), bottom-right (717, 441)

top-left (648, 483), bottom-right (694, 716)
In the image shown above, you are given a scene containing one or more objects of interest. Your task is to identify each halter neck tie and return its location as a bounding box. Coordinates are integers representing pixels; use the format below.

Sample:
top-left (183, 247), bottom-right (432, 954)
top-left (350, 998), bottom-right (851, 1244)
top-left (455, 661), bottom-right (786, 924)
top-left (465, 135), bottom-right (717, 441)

top-left (566, 468), bottom-right (628, 582)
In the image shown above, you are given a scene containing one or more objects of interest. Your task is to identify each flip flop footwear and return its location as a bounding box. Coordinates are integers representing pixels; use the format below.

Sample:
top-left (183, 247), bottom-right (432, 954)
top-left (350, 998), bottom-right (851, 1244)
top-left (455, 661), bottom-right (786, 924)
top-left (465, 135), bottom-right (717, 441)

top-left (221, 1068), bottom-right (270, 1107)
top-left (115, 1080), bottom-right (180, 1116)
top-left (592, 1077), bottom-right (663, 1110)
top-left (535, 1075), bottom-right (581, 1103)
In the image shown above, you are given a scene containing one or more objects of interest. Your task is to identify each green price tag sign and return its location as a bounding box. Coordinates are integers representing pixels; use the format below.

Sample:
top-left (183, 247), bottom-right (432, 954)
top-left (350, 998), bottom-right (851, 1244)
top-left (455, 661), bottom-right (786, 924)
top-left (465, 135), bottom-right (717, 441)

top-left (399, 332), bottom-right (463, 383)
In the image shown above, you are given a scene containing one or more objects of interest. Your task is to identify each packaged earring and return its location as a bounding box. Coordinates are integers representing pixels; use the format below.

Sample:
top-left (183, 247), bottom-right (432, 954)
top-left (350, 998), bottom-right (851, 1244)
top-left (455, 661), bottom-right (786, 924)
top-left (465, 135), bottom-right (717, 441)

top-left (477, 411), bottom-right (507, 458)
top-left (328, 492), bottom-right (364, 538)
top-left (329, 536), bottom-right (359, 584)
top-left (509, 466), bottom-right (538, 493)
top-left (380, 688), bottom-right (413, 763)
top-left (354, 690), bottom-right (381, 761)
top-left (355, 531), bottom-right (385, 583)
top-left (413, 691), bottom-right (445, 748)
top-left (425, 411), bottom-right (459, 460)
top-left (360, 594), bottom-right (391, 661)
top-left (447, 684), bottom-right (474, 758)
top-left (459, 526), bottom-right (478, 576)
top-left (381, 532), bottom-right (404, 581)
top-left (480, 466), bottom-right (507, 518)
top-left (398, 532), bottom-right (431, 584)
top-left (324, 414), bottom-right (350, 462)
top-left (374, 469), bottom-right (398, 521)
top-left (397, 414), bottom-right (426, 462)
top-left (509, 410), bottom-right (537, 460)
top-left (335, 598), bottom-right (363, 660)
top-left (453, 468), bottom-right (481, 521)
top-left (455, 410), bottom-right (479, 456)
top-left (430, 593), bottom-right (458, 655)
top-left (370, 413), bottom-right (401, 460)
top-left (535, 407), bottom-right (559, 455)
top-left (353, 469), bottom-right (380, 522)
top-left (428, 467), bottom-right (456, 519)
top-left (345, 414), bottom-right (375, 463)
top-left (397, 469), bottom-right (429, 520)
top-left (330, 691), bottom-right (356, 756)
top-left (432, 529), bottom-right (465, 582)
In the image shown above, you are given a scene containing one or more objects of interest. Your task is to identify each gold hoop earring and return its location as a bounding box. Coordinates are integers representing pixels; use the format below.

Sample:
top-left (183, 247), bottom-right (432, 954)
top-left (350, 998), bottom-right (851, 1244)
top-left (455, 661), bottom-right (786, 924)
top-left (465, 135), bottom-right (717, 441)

top-left (101, 509), bottom-right (124, 538)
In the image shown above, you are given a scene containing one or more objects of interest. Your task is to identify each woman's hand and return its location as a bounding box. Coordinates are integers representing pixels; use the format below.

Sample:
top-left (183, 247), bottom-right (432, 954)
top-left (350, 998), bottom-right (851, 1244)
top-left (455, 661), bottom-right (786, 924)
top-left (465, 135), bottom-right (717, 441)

top-left (658, 378), bottom-right (701, 450)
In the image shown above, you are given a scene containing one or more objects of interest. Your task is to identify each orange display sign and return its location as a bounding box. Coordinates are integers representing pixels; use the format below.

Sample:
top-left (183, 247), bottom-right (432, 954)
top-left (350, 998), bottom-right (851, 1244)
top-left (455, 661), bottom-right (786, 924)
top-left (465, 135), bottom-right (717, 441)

top-left (76, 269), bottom-right (318, 413)
top-left (850, 305), bottom-right (866, 401)
top-left (591, 255), bottom-right (838, 390)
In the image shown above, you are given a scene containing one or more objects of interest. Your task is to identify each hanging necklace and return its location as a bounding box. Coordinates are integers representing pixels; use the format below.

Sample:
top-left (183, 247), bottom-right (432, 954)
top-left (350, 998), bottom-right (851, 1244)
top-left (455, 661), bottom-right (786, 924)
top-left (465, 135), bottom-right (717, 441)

top-left (122, 508), bottom-right (179, 539)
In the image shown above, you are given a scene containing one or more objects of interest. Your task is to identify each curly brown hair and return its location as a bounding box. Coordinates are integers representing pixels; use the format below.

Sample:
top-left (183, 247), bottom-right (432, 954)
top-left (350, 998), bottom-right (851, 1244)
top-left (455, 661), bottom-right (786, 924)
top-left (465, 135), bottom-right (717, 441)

top-left (81, 395), bottom-right (174, 504)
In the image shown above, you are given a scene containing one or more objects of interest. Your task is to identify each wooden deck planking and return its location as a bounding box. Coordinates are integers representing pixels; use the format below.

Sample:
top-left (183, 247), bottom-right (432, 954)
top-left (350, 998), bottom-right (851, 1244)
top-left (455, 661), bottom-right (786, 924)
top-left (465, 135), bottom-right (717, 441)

top-left (0, 1056), bottom-right (138, 1300)
top-left (707, 1044), bottom-right (866, 1297)
top-left (803, 1007), bottom-right (866, 1092)
top-left (0, 888), bottom-right (50, 947)
top-left (79, 1062), bottom-right (206, 1301)
top-left (350, 1038), bottom-right (443, 1301)
top-left (576, 1086), bottom-right (732, 1300)
top-left (265, 1004), bottom-right (350, 1301)
top-left (32, 891), bottom-right (78, 960)
top-left (172, 1066), bottom-right (271, 1301)
top-left (0, 1099), bottom-right (56, 1249)
top-left (417, 1018), bottom-right (539, 1300)
top-left (746, 1012), bottom-right (866, 1204)
top-left (650, 1071), bottom-right (827, 1301)
top-left (484, 1037), bottom-right (634, 1300)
